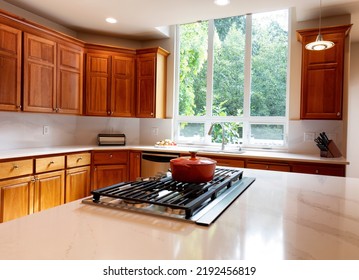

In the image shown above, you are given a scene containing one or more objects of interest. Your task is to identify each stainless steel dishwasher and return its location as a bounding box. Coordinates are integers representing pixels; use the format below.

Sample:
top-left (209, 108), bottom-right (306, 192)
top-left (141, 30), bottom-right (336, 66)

top-left (141, 151), bottom-right (180, 178)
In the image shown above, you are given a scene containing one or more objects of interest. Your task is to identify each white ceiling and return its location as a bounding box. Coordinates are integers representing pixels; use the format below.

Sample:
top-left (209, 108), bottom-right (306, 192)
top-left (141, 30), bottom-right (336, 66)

top-left (3, 0), bottom-right (359, 41)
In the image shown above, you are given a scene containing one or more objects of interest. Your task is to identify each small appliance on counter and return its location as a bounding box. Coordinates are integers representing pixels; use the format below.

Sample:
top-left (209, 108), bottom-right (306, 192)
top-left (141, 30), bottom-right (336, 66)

top-left (98, 134), bottom-right (126, 146)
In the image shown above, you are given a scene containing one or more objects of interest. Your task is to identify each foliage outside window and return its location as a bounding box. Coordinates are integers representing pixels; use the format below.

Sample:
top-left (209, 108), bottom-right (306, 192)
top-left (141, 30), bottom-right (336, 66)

top-left (175, 9), bottom-right (289, 149)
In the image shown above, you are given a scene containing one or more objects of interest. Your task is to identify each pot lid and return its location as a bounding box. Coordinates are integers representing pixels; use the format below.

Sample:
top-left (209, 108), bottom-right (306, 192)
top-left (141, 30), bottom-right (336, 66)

top-left (170, 151), bottom-right (216, 165)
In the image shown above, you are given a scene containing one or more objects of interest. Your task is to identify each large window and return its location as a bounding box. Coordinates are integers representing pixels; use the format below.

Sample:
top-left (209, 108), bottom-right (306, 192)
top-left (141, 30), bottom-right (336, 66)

top-left (175, 9), bottom-right (289, 149)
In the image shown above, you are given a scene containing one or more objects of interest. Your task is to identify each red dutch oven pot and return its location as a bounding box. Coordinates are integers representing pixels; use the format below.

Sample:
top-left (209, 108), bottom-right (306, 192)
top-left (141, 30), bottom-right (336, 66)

top-left (170, 151), bottom-right (217, 183)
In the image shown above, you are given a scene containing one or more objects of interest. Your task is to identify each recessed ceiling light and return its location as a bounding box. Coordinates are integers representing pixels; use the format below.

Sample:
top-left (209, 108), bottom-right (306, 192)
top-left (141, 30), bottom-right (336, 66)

top-left (214, 0), bottom-right (230, 6)
top-left (106, 17), bottom-right (117, 24)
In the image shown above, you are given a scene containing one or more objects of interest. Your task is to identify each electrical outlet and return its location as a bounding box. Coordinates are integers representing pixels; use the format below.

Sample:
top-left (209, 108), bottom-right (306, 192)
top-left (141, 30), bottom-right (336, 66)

top-left (43, 125), bottom-right (50, 135)
top-left (304, 132), bottom-right (315, 142)
top-left (152, 127), bottom-right (159, 136)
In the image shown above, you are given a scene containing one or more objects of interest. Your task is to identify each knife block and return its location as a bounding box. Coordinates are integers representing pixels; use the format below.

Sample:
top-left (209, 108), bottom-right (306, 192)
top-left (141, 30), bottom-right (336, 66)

top-left (320, 140), bottom-right (342, 158)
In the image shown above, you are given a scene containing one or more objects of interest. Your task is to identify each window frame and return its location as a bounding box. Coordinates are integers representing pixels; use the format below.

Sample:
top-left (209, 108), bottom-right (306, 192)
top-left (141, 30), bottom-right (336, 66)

top-left (173, 11), bottom-right (289, 150)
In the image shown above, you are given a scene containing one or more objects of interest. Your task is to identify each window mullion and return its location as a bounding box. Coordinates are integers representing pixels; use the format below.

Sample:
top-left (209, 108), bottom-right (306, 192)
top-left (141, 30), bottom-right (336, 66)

top-left (243, 14), bottom-right (252, 145)
top-left (205, 20), bottom-right (215, 143)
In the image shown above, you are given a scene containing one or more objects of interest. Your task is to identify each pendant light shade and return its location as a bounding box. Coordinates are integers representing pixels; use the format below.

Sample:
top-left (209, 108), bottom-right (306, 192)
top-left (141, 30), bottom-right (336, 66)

top-left (305, 0), bottom-right (335, 51)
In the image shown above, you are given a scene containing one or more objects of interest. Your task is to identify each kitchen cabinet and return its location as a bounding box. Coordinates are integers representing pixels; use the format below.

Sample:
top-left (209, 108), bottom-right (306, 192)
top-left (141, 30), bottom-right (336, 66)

top-left (0, 158), bottom-right (34, 223)
top-left (33, 155), bottom-right (65, 212)
top-left (246, 160), bottom-right (291, 172)
top-left (129, 151), bottom-right (141, 180)
top-left (0, 23), bottom-right (22, 111)
top-left (196, 154), bottom-right (245, 168)
top-left (291, 163), bottom-right (345, 177)
top-left (297, 25), bottom-right (352, 120)
top-left (84, 47), bottom-right (136, 117)
top-left (33, 170), bottom-right (64, 213)
top-left (136, 47), bottom-right (169, 118)
top-left (57, 43), bottom-right (84, 114)
top-left (23, 33), bottom-right (84, 114)
top-left (0, 176), bottom-right (34, 223)
top-left (92, 150), bottom-right (129, 190)
top-left (23, 33), bottom-right (57, 113)
top-left (65, 152), bottom-right (91, 203)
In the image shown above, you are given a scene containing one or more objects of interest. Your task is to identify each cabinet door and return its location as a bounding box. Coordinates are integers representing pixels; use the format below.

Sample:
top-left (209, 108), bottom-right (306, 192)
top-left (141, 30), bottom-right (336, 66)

top-left (298, 25), bottom-right (350, 120)
top-left (129, 151), bottom-right (141, 181)
top-left (85, 53), bottom-right (111, 116)
top-left (0, 176), bottom-right (34, 223)
top-left (65, 166), bottom-right (91, 203)
top-left (111, 55), bottom-right (135, 117)
top-left (136, 54), bottom-right (156, 117)
top-left (93, 165), bottom-right (128, 190)
top-left (23, 33), bottom-right (56, 113)
top-left (0, 24), bottom-right (22, 111)
top-left (34, 170), bottom-right (65, 213)
top-left (57, 43), bottom-right (83, 114)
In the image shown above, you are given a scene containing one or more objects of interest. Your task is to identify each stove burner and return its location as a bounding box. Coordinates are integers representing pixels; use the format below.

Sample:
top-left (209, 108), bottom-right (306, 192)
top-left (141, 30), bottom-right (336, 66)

top-left (83, 167), bottom-right (255, 226)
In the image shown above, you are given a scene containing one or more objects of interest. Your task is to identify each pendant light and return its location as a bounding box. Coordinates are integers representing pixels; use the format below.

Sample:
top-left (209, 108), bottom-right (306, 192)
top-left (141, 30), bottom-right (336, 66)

top-left (305, 0), bottom-right (335, 51)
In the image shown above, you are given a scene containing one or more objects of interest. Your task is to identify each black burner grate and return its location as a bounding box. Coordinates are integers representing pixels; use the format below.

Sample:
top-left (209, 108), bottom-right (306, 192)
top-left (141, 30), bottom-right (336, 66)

top-left (91, 168), bottom-right (243, 218)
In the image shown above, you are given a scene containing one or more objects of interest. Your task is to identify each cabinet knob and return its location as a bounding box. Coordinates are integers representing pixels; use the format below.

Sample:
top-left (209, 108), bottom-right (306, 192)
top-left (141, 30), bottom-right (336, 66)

top-left (315, 169), bottom-right (319, 174)
top-left (150, 112), bottom-right (154, 116)
top-left (337, 112), bottom-right (341, 117)
top-left (109, 154), bottom-right (113, 158)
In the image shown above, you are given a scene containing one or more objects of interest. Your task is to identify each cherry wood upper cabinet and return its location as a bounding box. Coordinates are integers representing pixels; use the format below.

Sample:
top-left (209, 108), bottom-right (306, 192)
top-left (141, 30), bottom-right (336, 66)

top-left (297, 25), bottom-right (352, 120)
top-left (23, 33), bottom-right (57, 113)
top-left (111, 55), bottom-right (135, 117)
top-left (23, 33), bottom-right (84, 114)
top-left (57, 43), bottom-right (84, 115)
top-left (84, 52), bottom-right (111, 116)
top-left (0, 24), bottom-right (22, 111)
top-left (84, 47), bottom-right (136, 117)
top-left (136, 47), bottom-right (169, 118)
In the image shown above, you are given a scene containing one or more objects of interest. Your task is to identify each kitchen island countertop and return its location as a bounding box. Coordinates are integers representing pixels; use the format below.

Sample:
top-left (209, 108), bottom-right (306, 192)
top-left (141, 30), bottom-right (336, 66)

top-left (0, 168), bottom-right (358, 260)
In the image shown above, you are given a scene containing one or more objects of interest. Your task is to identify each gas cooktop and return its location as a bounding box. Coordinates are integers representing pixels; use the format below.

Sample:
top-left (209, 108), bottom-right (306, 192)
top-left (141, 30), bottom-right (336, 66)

top-left (82, 167), bottom-right (255, 226)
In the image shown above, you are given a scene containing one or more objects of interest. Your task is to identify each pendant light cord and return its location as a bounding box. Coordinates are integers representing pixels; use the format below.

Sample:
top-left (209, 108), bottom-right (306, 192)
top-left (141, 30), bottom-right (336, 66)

top-left (318, 0), bottom-right (322, 35)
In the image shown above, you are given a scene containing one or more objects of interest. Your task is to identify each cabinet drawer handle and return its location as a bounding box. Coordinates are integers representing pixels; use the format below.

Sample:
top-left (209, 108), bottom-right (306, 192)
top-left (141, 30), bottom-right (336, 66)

top-left (13, 164), bottom-right (19, 170)
top-left (49, 161), bottom-right (55, 165)
top-left (77, 157), bottom-right (83, 162)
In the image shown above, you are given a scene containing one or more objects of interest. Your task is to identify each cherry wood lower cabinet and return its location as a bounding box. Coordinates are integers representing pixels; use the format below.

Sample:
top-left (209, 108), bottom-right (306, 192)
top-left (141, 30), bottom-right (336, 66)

top-left (0, 169), bottom-right (65, 222)
top-left (291, 163), bottom-right (345, 177)
top-left (246, 161), bottom-right (291, 172)
top-left (65, 166), bottom-right (91, 203)
top-left (0, 176), bottom-right (34, 223)
top-left (33, 170), bottom-right (65, 213)
top-left (92, 150), bottom-right (129, 190)
top-left (65, 152), bottom-right (91, 202)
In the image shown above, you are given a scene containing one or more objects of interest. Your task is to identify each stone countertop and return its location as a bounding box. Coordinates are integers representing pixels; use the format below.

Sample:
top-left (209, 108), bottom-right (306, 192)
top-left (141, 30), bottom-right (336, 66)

top-left (0, 168), bottom-right (358, 260)
top-left (0, 145), bottom-right (349, 165)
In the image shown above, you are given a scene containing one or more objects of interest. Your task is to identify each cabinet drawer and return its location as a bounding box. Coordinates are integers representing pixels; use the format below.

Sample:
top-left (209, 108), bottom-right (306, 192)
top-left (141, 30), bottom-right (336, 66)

top-left (291, 164), bottom-right (345, 177)
top-left (0, 159), bottom-right (33, 180)
top-left (212, 157), bottom-right (245, 168)
top-left (246, 162), bottom-right (291, 172)
top-left (93, 151), bottom-right (128, 164)
top-left (67, 152), bottom-right (91, 168)
top-left (35, 156), bottom-right (65, 173)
